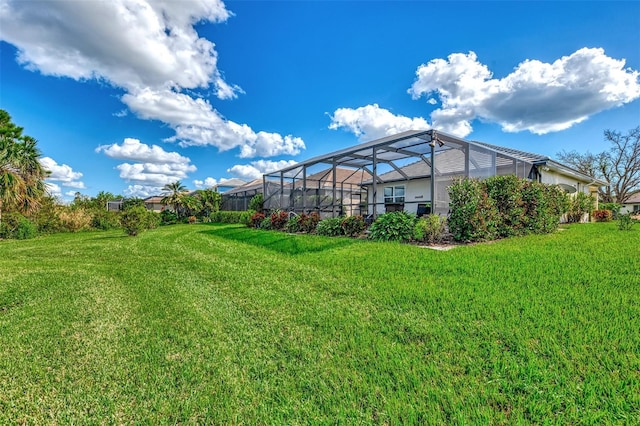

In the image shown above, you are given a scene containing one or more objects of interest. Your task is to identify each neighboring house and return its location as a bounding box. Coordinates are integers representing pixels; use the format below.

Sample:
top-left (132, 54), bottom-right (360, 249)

top-left (144, 196), bottom-right (165, 213)
top-left (106, 199), bottom-right (124, 212)
top-left (215, 178), bottom-right (247, 194)
top-left (620, 192), bottom-right (640, 216)
top-left (221, 179), bottom-right (264, 211)
top-left (104, 195), bottom-right (176, 212)
top-left (263, 130), bottom-right (606, 220)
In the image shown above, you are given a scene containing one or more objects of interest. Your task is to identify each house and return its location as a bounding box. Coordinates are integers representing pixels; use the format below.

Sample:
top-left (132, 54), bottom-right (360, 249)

top-left (106, 196), bottom-right (167, 212)
top-left (221, 179), bottom-right (264, 211)
top-left (215, 178), bottom-right (246, 194)
top-left (620, 192), bottom-right (640, 216)
top-left (222, 168), bottom-right (371, 215)
top-left (143, 196), bottom-right (165, 213)
top-left (263, 130), bottom-right (606, 220)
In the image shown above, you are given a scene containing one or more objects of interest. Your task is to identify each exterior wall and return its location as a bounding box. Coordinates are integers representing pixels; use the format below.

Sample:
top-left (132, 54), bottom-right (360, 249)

top-left (145, 202), bottom-right (165, 213)
top-left (365, 171), bottom-right (599, 221)
top-left (539, 170), bottom-right (590, 195)
top-left (366, 179), bottom-right (431, 215)
top-left (539, 170), bottom-right (597, 222)
top-left (620, 203), bottom-right (640, 215)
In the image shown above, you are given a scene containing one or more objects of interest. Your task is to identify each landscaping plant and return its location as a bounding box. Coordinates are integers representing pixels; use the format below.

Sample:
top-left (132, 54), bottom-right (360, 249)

top-left (592, 209), bottom-right (613, 222)
top-left (566, 191), bottom-right (595, 223)
top-left (618, 213), bottom-right (636, 231)
top-left (341, 215), bottom-right (365, 237)
top-left (368, 211), bottom-right (416, 242)
top-left (119, 206), bottom-right (159, 236)
top-left (413, 214), bottom-right (447, 244)
top-left (316, 217), bottom-right (344, 236)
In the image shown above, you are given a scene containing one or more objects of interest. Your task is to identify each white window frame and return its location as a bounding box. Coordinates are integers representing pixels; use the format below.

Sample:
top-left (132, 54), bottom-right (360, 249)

top-left (384, 185), bottom-right (405, 204)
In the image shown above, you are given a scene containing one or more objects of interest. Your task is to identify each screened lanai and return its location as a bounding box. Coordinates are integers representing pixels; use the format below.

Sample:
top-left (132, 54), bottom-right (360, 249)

top-left (263, 129), bottom-right (541, 218)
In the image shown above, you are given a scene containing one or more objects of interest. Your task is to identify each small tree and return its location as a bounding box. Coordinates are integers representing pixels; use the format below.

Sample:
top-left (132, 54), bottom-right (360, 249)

top-left (120, 206), bottom-right (156, 236)
top-left (566, 192), bottom-right (595, 223)
top-left (161, 181), bottom-right (187, 218)
top-left (249, 193), bottom-right (264, 212)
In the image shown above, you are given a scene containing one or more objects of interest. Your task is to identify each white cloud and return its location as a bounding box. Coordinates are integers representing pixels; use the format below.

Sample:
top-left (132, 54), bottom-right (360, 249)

top-left (239, 132), bottom-right (306, 158)
top-left (408, 48), bottom-right (640, 136)
top-left (97, 138), bottom-right (196, 190)
top-left (45, 182), bottom-right (62, 197)
top-left (328, 104), bottom-right (430, 140)
top-left (123, 88), bottom-right (305, 156)
top-left (227, 160), bottom-right (298, 180)
top-left (193, 177), bottom-right (219, 188)
top-left (1, 0), bottom-right (304, 157)
top-left (0, 0), bottom-right (232, 93)
top-left (40, 156), bottom-right (86, 189)
top-left (122, 185), bottom-right (158, 198)
top-left (96, 137), bottom-right (190, 164)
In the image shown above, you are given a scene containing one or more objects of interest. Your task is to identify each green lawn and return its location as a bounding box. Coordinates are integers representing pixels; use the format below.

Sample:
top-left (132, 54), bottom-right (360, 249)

top-left (1, 223), bottom-right (639, 424)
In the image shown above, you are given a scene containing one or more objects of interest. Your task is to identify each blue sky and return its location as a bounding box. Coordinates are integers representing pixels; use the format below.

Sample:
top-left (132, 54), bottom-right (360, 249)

top-left (1, 0), bottom-right (639, 200)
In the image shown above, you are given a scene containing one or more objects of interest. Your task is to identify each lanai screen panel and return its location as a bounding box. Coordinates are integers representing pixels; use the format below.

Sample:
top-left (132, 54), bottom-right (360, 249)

top-left (431, 141), bottom-right (467, 215)
top-left (263, 130), bottom-right (539, 216)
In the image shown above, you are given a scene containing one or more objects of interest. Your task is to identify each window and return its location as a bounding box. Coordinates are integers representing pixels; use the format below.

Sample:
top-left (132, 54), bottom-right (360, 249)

top-left (384, 185), bottom-right (405, 203)
top-left (633, 205), bottom-right (640, 212)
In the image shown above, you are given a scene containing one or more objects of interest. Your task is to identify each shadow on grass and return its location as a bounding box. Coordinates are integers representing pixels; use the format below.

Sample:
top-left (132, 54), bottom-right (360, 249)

top-left (202, 225), bottom-right (359, 255)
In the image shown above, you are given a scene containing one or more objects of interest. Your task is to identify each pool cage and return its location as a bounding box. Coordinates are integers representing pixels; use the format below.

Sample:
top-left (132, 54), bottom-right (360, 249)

top-left (263, 130), bottom-right (544, 219)
top-left (220, 179), bottom-right (264, 211)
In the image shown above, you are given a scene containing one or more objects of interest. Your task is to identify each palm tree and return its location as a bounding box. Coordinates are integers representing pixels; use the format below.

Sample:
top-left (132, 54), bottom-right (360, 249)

top-left (161, 181), bottom-right (187, 217)
top-left (0, 110), bottom-right (47, 226)
top-left (196, 188), bottom-right (221, 217)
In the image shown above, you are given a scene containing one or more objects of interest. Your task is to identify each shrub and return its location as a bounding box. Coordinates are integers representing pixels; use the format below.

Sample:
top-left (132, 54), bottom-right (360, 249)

top-left (210, 210), bottom-right (252, 224)
top-left (618, 213), bottom-right (636, 231)
top-left (567, 192), bottom-right (595, 223)
top-left (447, 178), bottom-right (498, 242)
top-left (368, 211), bottom-right (416, 242)
top-left (600, 202), bottom-right (622, 219)
top-left (15, 217), bottom-right (37, 240)
top-left (188, 215), bottom-right (197, 224)
top-left (260, 216), bottom-right (273, 230)
top-left (285, 214), bottom-right (303, 233)
top-left (270, 210), bottom-right (289, 230)
top-left (160, 209), bottom-right (179, 225)
top-left (32, 196), bottom-right (64, 234)
top-left (0, 213), bottom-right (37, 240)
top-left (250, 212), bottom-right (265, 228)
top-left (341, 215), bottom-right (365, 237)
top-left (91, 210), bottom-right (121, 230)
top-left (449, 177), bottom-right (568, 242)
top-left (248, 194), bottom-right (264, 212)
top-left (593, 209), bottom-right (613, 222)
top-left (120, 206), bottom-right (157, 236)
top-left (316, 217), bottom-right (344, 236)
top-left (58, 207), bottom-right (92, 232)
top-left (485, 175), bottom-right (525, 237)
top-left (301, 212), bottom-right (320, 233)
top-left (520, 182), bottom-right (569, 234)
top-left (413, 214), bottom-right (447, 244)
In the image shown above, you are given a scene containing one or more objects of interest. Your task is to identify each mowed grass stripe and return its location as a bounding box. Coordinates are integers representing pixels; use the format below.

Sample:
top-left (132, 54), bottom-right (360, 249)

top-left (0, 223), bottom-right (638, 423)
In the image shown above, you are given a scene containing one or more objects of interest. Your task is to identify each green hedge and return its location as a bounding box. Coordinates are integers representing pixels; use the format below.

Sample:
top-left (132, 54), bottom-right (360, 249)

top-left (209, 210), bottom-right (253, 225)
top-left (448, 176), bottom-right (569, 242)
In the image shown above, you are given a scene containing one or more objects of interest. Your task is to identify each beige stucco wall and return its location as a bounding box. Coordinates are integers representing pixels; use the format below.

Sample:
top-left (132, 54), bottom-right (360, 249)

top-left (367, 179), bottom-right (431, 215)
